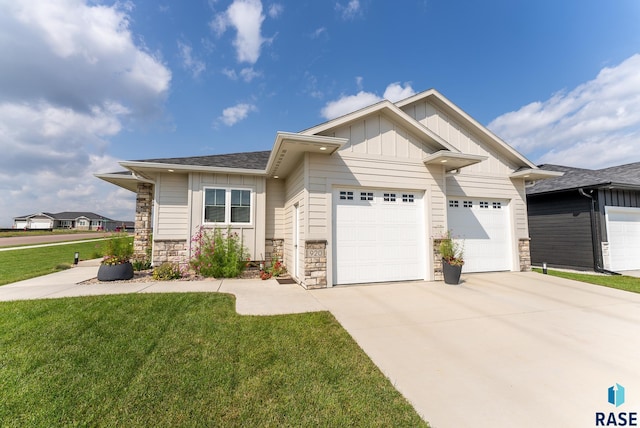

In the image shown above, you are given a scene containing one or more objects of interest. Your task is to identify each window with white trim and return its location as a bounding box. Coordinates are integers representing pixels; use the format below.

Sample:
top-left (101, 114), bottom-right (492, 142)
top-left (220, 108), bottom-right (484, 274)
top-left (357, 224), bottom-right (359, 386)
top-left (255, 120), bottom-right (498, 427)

top-left (383, 193), bottom-right (396, 202)
top-left (479, 201), bottom-right (489, 209)
top-left (463, 200), bottom-right (473, 208)
top-left (204, 188), bottom-right (252, 224)
top-left (402, 194), bottom-right (415, 203)
top-left (449, 200), bottom-right (459, 208)
top-left (492, 202), bottom-right (502, 209)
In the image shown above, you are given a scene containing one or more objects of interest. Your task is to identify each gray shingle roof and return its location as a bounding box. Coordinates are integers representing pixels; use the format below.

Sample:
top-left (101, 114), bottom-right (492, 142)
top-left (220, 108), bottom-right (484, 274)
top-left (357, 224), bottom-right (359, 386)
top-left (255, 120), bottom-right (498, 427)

top-left (134, 150), bottom-right (271, 170)
top-left (527, 162), bottom-right (640, 194)
top-left (52, 212), bottom-right (114, 221)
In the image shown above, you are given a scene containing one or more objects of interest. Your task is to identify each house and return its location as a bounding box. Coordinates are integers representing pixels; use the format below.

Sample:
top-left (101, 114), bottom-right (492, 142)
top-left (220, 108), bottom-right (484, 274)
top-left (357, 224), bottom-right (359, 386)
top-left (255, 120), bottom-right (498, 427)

top-left (526, 163), bottom-right (640, 272)
top-left (13, 212), bottom-right (132, 231)
top-left (96, 89), bottom-right (558, 288)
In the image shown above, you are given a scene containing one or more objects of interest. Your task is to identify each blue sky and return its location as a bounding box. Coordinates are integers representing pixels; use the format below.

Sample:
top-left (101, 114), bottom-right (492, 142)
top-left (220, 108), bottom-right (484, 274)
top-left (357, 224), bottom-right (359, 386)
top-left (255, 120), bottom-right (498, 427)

top-left (1, 0), bottom-right (639, 226)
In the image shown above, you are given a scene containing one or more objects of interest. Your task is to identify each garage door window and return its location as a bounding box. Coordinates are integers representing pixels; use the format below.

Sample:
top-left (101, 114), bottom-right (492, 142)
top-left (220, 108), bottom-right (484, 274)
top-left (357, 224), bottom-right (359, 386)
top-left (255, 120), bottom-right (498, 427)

top-left (360, 192), bottom-right (373, 201)
top-left (383, 193), bottom-right (396, 202)
top-left (339, 191), bottom-right (354, 200)
top-left (402, 194), bottom-right (415, 203)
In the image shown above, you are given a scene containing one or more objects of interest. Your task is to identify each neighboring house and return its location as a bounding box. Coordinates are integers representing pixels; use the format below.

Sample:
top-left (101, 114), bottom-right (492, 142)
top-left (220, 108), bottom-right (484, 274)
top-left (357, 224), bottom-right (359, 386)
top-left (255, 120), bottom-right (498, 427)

top-left (526, 163), bottom-right (640, 272)
top-left (13, 212), bottom-right (132, 231)
top-left (97, 89), bottom-right (558, 288)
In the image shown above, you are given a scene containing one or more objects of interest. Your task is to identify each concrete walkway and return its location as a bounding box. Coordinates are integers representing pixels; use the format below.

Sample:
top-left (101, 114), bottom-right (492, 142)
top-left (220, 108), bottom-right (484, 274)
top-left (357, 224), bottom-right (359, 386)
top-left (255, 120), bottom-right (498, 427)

top-left (0, 260), bottom-right (325, 315)
top-left (2, 267), bottom-right (640, 427)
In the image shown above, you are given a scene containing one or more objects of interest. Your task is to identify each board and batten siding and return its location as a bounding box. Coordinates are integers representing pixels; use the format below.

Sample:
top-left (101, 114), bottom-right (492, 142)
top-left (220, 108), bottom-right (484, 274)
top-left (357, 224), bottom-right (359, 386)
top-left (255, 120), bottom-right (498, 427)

top-left (154, 173), bottom-right (189, 240)
top-left (527, 192), bottom-right (594, 270)
top-left (402, 100), bottom-right (518, 175)
top-left (188, 172), bottom-right (266, 260)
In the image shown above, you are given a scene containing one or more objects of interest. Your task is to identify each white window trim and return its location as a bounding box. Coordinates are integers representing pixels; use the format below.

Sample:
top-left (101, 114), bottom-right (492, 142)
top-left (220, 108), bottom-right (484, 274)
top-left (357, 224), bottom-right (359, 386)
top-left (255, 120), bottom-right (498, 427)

top-left (202, 186), bottom-right (254, 226)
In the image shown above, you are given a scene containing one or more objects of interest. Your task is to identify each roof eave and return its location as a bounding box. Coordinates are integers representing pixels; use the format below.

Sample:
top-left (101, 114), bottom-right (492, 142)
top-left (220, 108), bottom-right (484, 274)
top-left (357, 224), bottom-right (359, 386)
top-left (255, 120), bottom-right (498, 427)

top-left (510, 169), bottom-right (564, 181)
top-left (423, 151), bottom-right (488, 172)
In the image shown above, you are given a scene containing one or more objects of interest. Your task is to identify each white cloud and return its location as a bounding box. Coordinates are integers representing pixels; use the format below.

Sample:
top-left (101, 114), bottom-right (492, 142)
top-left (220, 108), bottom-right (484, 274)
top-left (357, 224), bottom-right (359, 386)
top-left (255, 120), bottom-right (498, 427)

top-left (218, 103), bottom-right (257, 126)
top-left (268, 3), bottom-right (283, 18)
top-left (321, 82), bottom-right (416, 120)
top-left (336, 0), bottom-right (361, 20)
top-left (240, 67), bottom-right (262, 82)
top-left (210, 0), bottom-right (267, 64)
top-left (311, 27), bottom-right (327, 39)
top-left (0, 0), bottom-right (170, 226)
top-left (488, 54), bottom-right (640, 168)
top-left (177, 41), bottom-right (206, 78)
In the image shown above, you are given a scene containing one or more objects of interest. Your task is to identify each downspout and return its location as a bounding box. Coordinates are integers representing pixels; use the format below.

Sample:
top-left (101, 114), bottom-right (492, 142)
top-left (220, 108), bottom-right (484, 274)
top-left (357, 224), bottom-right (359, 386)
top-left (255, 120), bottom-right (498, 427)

top-left (578, 188), bottom-right (619, 275)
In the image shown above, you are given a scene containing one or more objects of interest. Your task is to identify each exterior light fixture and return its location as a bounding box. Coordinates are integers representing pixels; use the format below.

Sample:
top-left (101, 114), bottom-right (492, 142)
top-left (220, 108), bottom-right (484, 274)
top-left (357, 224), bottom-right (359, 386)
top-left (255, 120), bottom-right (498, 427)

top-left (74, 252), bottom-right (79, 265)
top-left (440, 159), bottom-right (448, 163)
top-left (168, 169), bottom-right (174, 172)
top-left (319, 146), bottom-right (327, 151)
top-left (273, 175), bottom-right (279, 179)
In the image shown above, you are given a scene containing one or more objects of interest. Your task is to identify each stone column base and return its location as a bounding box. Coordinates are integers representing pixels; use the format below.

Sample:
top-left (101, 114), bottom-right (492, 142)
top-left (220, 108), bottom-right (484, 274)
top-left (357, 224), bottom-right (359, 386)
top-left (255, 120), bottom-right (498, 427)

top-left (519, 238), bottom-right (532, 271)
top-left (303, 240), bottom-right (327, 289)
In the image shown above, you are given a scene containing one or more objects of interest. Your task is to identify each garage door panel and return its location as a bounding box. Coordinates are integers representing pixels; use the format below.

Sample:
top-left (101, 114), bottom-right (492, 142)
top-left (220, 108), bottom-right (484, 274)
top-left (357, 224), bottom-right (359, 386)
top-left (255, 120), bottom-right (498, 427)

top-left (447, 199), bottom-right (511, 273)
top-left (334, 189), bottom-right (425, 285)
top-left (606, 207), bottom-right (640, 271)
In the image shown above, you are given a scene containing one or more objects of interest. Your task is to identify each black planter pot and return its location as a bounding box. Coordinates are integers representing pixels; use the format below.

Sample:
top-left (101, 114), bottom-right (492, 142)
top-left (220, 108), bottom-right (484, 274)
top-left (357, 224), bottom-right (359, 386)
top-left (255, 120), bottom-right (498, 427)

top-left (442, 258), bottom-right (463, 285)
top-left (97, 262), bottom-right (134, 281)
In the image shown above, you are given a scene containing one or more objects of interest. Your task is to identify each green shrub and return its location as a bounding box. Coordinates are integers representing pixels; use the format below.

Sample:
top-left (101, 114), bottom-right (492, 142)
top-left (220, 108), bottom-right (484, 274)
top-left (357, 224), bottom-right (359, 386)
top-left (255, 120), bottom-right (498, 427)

top-left (102, 234), bottom-right (133, 265)
top-left (152, 262), bottom-right (183, 280)
top-left (132, 259), bottom-right (152, 271)
top-left (190, 226), bottom-right (249, 278)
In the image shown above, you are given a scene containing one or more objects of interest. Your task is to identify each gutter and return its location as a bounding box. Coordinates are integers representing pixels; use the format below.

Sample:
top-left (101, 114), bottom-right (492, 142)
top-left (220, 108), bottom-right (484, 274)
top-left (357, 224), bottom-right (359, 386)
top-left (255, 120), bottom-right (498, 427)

top-left (577, 188), bottom-right (620, 275)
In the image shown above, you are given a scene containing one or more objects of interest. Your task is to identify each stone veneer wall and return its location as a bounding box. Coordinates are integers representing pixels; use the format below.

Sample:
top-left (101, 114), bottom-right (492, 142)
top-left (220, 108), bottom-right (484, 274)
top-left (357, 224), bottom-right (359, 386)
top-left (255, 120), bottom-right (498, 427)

top-left (153, 240), bottom-right (189, 265)
top-left (265, 238), bottom-right (284, 264)
top-left (518, 238), bottom-right (532, 271)
top-left (133, 182), bottom-right (153, 262)
top-left (303, 240), bottom-right (327, 289)
top-left (433, 238), bottom-right (444, 281)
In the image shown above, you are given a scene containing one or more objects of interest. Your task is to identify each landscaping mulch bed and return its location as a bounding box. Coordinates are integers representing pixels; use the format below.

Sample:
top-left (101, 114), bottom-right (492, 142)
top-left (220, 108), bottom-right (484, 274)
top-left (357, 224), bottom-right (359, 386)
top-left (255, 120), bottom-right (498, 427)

top-left (81, 266), bottom-right (264, 285)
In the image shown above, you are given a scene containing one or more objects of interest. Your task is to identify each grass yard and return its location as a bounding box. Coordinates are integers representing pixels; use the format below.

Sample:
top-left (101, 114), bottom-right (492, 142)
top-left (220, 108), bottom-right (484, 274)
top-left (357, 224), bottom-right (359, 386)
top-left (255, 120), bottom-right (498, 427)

top-left (0, 240), bottom-right (117, 286)
top-left (0, 293), bottom-right (427, 427)
top-left (533, 268), bottom-right (640, 294)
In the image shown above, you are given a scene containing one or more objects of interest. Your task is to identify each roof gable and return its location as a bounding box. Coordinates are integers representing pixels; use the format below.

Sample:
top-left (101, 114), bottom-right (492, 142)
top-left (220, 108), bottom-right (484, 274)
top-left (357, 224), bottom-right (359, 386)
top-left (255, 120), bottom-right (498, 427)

top-left (300, 100), bottom-right (458, 153)
top-left (132, 150), bottom-right (271, 170)
top-left (397, 89), bottom-right (536, 169)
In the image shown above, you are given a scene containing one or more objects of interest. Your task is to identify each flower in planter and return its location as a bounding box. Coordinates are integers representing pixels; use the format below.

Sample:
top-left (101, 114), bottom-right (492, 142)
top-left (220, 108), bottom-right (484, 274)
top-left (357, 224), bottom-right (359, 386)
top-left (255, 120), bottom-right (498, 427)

top-left (439, 231), bottom-right (464, 266)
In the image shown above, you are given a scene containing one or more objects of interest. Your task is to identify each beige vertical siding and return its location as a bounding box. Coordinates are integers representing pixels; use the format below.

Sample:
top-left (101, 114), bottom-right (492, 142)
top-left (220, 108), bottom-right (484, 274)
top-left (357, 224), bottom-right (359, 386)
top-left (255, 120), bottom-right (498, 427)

top-left (187, 172), bottom-right (265, 260)
top-left (402, 100), bottom-right (519, 175)
top-left (155, 173), bottom-right (189, 240)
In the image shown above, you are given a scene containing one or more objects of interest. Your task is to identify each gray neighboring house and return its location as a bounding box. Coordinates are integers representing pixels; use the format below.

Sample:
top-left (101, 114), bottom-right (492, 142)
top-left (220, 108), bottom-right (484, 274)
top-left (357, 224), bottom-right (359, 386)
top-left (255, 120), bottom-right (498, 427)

top-left (526, 162), bottom-right (640, 272)
top-left (13, 212), bottom-right (132, 231)
top-left (97, 89), bottom-right (559, 288)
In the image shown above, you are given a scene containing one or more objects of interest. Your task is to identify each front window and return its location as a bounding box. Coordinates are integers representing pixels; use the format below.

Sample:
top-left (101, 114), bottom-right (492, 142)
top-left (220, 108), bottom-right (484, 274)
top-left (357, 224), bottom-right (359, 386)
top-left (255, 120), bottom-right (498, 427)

top-left (205, 189), bottom-right (226, 223)
top-left (231, 189), bottom-right (251, 223)
top-left (204, 188), bottom-right (252, 224)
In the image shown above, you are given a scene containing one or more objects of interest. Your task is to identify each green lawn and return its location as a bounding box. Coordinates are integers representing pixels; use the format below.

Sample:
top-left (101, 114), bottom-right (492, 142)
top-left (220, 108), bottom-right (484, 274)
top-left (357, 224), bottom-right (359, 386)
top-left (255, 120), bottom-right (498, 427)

top-left (0, 240), bottom-right (114, 286)
top-left (533, 268), bottom-right (640, 294)
top-left (0, 293), bottom-right (427, 427)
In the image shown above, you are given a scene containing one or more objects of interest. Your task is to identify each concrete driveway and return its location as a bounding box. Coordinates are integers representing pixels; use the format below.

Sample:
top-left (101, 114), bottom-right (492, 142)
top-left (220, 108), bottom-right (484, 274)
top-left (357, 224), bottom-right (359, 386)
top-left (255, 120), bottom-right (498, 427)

top-left (310, 272), bottom-right (640, 428)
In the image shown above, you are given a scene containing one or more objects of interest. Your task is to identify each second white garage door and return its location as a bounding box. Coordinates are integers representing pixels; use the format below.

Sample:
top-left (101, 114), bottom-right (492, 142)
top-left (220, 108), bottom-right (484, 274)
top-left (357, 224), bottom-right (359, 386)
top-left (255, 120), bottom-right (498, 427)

top-left (334, 189), bottom-right (425, 285)
top-left (605, 206), bottom-right (640, 271)
top-left (447, 198), bottom-right (512, 273)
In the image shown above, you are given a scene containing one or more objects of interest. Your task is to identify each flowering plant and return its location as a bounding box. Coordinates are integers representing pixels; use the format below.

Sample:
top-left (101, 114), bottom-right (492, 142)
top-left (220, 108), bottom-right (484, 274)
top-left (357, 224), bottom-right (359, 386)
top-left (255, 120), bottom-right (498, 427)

top-left (101, 234), bottom-right (133, 265)
top-left (190, 226), bottom-right (249, 278)
top-left (260, 259), bottom-right (287, 280)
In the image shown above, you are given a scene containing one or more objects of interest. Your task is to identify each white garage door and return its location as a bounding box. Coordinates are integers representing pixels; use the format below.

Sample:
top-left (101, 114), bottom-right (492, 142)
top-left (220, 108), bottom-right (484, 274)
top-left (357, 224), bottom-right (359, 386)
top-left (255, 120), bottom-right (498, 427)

top-left (334, 189), bottom-right (425, 285)
top-left (30, 221), bottom-right (52, 229)
top-left (447, 198), bottom-right (512, 273)
top-left (605, 207), bottom-right (640, 271)
top-left (14, 221), bottom-right (27, 229)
